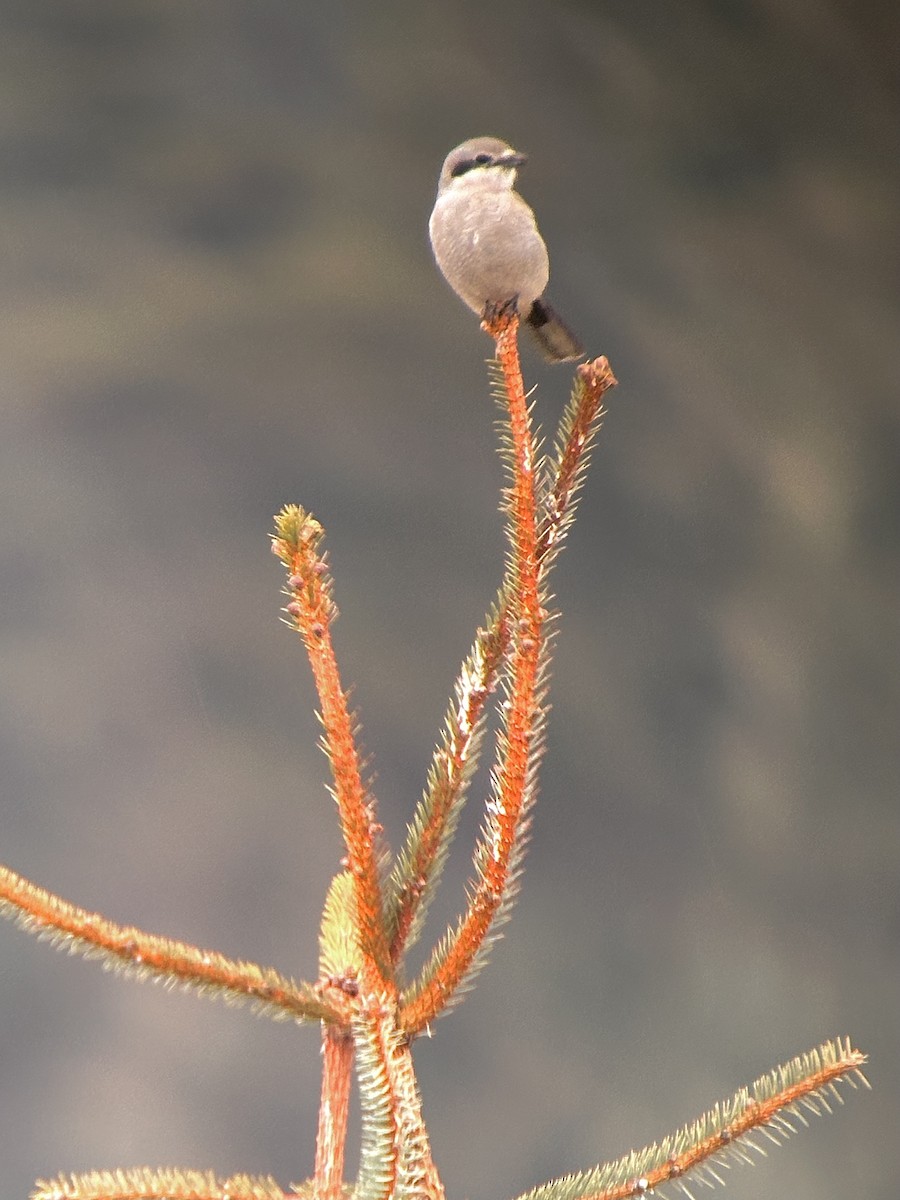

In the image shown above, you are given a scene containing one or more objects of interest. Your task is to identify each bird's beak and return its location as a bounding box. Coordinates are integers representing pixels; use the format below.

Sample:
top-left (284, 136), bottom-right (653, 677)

top-left (497, 152), bottom-right (527, 169)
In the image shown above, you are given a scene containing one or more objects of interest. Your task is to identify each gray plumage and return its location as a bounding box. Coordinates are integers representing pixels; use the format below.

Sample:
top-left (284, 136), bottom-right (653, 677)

top-left (429, 137), bottom-right (583, 363)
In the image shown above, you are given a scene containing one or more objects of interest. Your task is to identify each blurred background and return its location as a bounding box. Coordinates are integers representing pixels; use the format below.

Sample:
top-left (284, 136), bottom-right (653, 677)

top-left (1, 3), bottom-right (897, 1199)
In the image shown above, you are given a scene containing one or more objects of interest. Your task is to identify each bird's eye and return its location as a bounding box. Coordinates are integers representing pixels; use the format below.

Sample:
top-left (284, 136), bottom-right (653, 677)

top-left (449, 152), bottom-right (494, 179)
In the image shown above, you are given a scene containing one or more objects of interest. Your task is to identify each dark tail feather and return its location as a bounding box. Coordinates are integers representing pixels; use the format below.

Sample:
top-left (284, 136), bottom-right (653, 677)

top-left (526, 297), bottom-right (584, 363)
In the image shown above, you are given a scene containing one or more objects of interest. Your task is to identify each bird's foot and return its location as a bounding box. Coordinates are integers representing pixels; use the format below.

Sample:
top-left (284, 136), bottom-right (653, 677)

top-left (481, 297), bottom-right (519, 341)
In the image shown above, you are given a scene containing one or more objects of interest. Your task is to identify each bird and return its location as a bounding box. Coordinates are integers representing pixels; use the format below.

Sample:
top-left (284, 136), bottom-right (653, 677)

top-left (429, 136), bottom-right (583, 363)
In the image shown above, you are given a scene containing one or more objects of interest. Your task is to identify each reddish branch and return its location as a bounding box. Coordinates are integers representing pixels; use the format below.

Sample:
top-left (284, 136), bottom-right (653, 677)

top-left (400, 310), bottom-right (543, 1034)
top-left (512, 1039), bottom-right (869, 1200)
top-left (315, 1027), bottom-right (354, 1200)
top-left (387, 611), bottom-right (511, 962)
top-left (0, 865), bottom-right (343, 1025)
top-left (389, 355), bottom-right (616, 968)
top-left (272, 509), bottom-right (392, 991)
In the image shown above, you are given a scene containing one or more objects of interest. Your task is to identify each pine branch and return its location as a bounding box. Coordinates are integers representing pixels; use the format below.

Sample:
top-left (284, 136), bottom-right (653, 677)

top-left (272, 507), bottom-right (392, 990)
top-left (510, 1038), bottom-right (869, 1200)
top-left (385, 598), bottom-right (510, 962)
top-left (31, 1168), bottom-right (289, 1200)
top-left (397, 638), bottom-right (549, 1026)
top-left (538, 358), bottom-right (616, 571)
top-left (386, 358), bottom-right (615, 969)
top-left (315, 1027), bottom-right (354, 1200)
top-left (353, 1005), bottom-right (400, 1200)
top-left (400, 360), bottom-right (617, 1016)
top-left (399, 311), bottom-right (545, 1034)
top-left (0, 864), bottom-right (342, 1025)
top-left (354, 993), bottom-right (446, 1200)
top-left (315, 873), bottom-right (359, 1200)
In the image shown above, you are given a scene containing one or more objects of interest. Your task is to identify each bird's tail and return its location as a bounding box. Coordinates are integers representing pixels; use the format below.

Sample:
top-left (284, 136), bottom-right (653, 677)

top-left (525, 297), bottom-right (584, 363)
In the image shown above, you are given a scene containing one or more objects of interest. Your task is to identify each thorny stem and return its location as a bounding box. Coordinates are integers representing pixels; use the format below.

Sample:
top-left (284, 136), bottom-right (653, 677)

top-left (399, 309), bottom-right (543, 1034)
top-left (315, 1026), bottom-right (354, 1200)
top-left (387, 610), bottom-right (511, 963)
top-left (487, 312), bottom-right (543, 873)
top-left (539, 357), bottom-right (617, 564)
top-left (388, 356), bottom-right (617, 967)
top-left (356, 997), bottom-right (446, 1200)
top-left (272, 509), bottom-right (392, 992)
top-left (512, 1039), bottom-right (869, 1200)
top-left (0, 864), bottom-right (344, 1025)
top-left (31, 1170), bottom-right (291, 1200)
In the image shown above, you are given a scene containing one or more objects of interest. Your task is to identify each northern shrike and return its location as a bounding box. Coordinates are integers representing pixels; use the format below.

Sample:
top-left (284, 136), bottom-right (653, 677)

top-left (429, 136), bottom-right (583, 363)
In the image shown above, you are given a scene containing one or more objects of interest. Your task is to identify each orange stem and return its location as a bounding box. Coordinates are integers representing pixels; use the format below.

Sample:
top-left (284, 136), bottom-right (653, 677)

top-left (388, 358), bottom-right (616, 968)
top-left (315, 1026), bottom-right (354, 1200)
top-left (273, 509), bottom-right (391, 990)
top-left (388, 610), bottom-right (511, 962)
top-left (0, 864), bottom-right (344, 1024)
top-left (400, 311), bottom-right (542, 1032)
top-left (584, 1043), bottom-right (868, 1200)
top-left (356, 997), bottom-right (446, 1200)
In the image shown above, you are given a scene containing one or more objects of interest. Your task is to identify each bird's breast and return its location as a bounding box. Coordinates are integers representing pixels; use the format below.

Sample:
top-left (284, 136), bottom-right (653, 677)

top-left (429, 189), bottom-right (550, 315)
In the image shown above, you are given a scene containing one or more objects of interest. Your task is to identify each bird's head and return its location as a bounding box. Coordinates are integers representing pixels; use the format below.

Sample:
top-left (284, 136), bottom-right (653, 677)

top-left (436, 137), bottom-right (527, 195)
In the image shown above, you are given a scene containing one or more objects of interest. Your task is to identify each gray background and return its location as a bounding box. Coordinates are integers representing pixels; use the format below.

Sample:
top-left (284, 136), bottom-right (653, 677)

top-left (1, 3), bottom-right (897, 1199)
